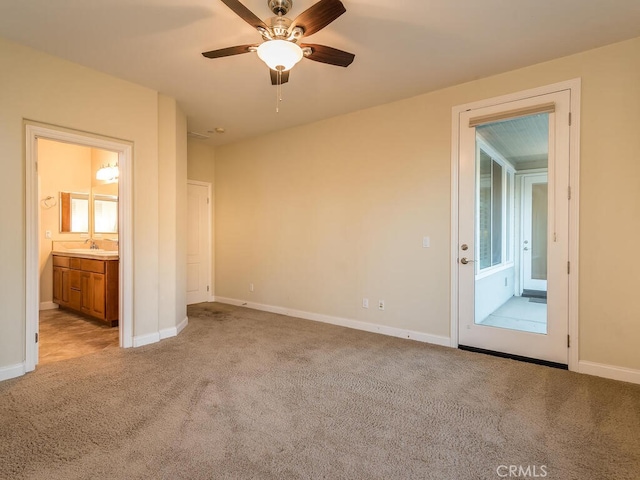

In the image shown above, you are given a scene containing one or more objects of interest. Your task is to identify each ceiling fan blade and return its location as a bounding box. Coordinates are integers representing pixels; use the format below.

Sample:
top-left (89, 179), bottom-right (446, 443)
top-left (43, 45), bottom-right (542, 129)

top-left (289, 0), bottom-right (346, 37)
top-left (270, 69), bottom-right (290, 85)
top-left (202, 44), bottom-right (257, 59)
top-left (220, 0), bottom-right (269, 31)
top-left (301, 44), bottom-right (354, 67)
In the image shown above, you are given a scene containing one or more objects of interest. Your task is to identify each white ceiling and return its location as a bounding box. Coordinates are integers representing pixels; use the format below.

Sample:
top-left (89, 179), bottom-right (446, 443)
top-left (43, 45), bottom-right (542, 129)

top-left (1, 0), bottom-right (639, 146)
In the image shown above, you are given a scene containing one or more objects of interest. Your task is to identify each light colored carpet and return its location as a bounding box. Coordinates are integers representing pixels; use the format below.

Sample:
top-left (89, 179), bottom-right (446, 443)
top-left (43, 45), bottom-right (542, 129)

top-left (1, 303), bottom-right (639, 479)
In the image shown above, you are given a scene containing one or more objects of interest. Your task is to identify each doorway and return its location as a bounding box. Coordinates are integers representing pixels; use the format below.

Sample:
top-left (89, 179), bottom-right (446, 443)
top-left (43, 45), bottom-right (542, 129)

top-left (37, 139), bottom-right (120, 364)
top-left (451, 81), bottom-right (580, 368)
top-left (25, 124), bottom-right (133, 372)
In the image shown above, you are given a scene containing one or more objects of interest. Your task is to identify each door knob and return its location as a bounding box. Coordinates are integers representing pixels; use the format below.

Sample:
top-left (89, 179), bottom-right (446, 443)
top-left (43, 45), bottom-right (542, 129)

top-left (460, 257), bottom-right (475, 265)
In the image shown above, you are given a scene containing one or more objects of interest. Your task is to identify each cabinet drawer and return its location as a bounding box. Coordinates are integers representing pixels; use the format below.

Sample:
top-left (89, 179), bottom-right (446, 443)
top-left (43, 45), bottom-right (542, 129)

top-left (68, 258), bottom-right (105, 274)
top-left (53, 256), bottom-right (69, 268)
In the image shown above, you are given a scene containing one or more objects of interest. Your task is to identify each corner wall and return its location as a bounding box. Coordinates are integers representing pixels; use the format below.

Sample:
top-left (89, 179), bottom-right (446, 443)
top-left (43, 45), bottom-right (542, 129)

top-left (0, 36), bottom-right (185, 377)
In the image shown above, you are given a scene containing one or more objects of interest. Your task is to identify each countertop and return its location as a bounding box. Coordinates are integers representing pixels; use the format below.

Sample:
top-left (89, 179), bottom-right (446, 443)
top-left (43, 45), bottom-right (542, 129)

top-left (52, 249), bottom-right (119, 260)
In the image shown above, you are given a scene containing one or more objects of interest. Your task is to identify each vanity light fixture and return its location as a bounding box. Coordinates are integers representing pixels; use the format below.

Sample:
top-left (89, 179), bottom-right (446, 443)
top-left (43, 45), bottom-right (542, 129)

top-left (96, 163), bottom-right (119, 182)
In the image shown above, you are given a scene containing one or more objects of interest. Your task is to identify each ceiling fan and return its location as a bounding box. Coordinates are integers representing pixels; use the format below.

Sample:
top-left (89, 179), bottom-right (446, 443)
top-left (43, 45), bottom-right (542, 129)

top-left (202, 0), bottom-right (355, 85)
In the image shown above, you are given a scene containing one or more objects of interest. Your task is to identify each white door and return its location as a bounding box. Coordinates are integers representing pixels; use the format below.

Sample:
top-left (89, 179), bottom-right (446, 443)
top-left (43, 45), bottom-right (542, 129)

top-left (458, 90), bottom-right (570, 365)
top-left (522, 174), bottom-right (548, 292)
top-left (186, 181), bottom-right (211, 305)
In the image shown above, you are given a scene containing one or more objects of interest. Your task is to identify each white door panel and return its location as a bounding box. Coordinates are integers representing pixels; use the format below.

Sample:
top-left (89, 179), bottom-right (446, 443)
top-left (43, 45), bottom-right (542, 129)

top-left (187, 182), bottom-right (211, 305)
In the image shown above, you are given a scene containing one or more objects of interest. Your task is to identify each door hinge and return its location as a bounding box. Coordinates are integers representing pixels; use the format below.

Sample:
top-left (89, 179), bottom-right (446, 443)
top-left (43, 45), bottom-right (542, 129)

top-left (35, 162), bottom-right (38, 172)
top-left (35, 332), bottom-right (39, 343)
top-left (568, 186), bottom-right (572, 200)
top-left (568, 112), bottom-right (572, 126)
top-left (207, 197), bottom-right (210, 204)
top-left (567, 261), bottom-right (571, 274)
top-left (207, 285), bottom-right (210, 292)
top-left (567, 335), bottom-right (570, 348)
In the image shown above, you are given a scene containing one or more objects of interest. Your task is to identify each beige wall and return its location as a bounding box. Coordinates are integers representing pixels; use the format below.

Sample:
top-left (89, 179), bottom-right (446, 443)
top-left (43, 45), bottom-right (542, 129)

top-left (187, 139), bottom-right (216, 296)
top-left (215, 36), bottom-right (640, 371)
top-left (158, 95), bottom-right (188, 331)
top-left (0, 36), bottom-right (185, 370)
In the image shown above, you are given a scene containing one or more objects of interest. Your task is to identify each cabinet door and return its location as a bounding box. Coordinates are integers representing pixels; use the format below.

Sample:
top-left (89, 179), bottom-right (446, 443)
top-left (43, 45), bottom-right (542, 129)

top-left (61, 269), bottom-right (70, 304)
top-left (91, 274), bottom-right (106, 318)
top-left (53, 267), bottom-right (62, 303)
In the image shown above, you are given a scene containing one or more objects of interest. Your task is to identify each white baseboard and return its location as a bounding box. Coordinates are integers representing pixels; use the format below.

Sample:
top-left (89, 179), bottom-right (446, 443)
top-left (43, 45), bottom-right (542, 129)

top-left (214, 296), bottom-right (451, 347)
top-left (39, 301), bottom-right (59, 311)
top-left (0, 362), bottom-right (26, 382)
top-left (159, 327), bottom-right (176, 340)
top-left (159, 316), bottom-right (189, 340)
top-left (133, 332), bottom-right (160, 347)
top-left (578, 361), bottom-right (640, 385)
top-left (177, 316), bottom-right (189, 334)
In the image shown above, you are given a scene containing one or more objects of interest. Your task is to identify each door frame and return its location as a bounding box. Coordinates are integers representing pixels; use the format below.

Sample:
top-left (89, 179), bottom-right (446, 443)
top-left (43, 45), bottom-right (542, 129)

top-left (186, 179), bottom-right (213, 304)
top-left (25, 122), bottom-right (134, 372)
top-left (450, 79), bottom-right (581, 371)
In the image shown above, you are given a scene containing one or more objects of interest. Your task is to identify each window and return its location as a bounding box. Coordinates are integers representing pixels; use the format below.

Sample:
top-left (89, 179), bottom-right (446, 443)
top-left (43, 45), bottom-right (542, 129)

top-left (476, 145), bottom-right (514, 272)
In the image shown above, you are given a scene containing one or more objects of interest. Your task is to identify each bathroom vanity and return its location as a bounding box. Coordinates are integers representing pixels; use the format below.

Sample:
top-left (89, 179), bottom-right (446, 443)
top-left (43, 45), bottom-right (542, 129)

top-left (52, 251), bottom-right (119, 327)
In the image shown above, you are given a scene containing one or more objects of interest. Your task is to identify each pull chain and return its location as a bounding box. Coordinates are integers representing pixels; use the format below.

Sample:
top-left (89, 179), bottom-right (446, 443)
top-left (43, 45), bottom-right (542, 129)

top-left (275, 69), bottom-right (284, 113)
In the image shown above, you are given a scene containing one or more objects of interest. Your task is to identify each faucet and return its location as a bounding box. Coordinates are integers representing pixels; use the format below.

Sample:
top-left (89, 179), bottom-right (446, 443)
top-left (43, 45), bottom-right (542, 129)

top-left (84, 238), bottom-right (99, 250)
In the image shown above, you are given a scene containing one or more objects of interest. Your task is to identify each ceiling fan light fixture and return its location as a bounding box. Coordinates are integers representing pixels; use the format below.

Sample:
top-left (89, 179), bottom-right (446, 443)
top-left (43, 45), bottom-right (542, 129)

top-left (257, 40), bottom-right (303, 71)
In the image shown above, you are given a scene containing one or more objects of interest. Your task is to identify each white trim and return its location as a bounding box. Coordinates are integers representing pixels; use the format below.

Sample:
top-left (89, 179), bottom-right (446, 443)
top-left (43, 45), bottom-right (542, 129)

top-left (0, 363), bottom-right (26, 382)
top-left (159, 327), bottom-right (176, 340)
top-left (25, 123), bottom-right (134, 376)
top-left (450, 107), bottom-right (460, 348)
top-left (450, 78), bottom-right (581, 369)
top-left (39, 302), bottom-right (59, 311)
top-left (567, 81), bottom-right (581, 373)
top-left (176, 316), bottom-right (189, 335)
top-left (215, 297), bottom-right (451, 347)
top-left (578, 361), bottom-right (640, 385)
top-left (159, 316), bottom-right (189, 340)
top-left (133, 332), bottom-right (160, 347)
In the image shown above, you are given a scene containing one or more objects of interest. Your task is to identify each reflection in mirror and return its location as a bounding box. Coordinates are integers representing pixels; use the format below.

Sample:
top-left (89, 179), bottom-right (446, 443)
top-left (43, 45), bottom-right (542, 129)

top-left (60, 192), bottom-right (89, 233)
top-left (93, 194), bottom-right (118, 234)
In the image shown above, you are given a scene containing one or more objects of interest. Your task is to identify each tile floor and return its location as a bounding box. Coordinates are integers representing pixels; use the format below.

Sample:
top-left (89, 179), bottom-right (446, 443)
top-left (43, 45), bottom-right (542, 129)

top-left (38, 308), bottom-right (119, 365)
top-left (477, 296), bottom-right (547, 334)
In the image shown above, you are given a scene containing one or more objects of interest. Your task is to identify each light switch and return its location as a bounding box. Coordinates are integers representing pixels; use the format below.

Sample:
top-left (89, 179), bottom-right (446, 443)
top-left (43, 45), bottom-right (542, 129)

top-left (45, 230), bottom-right (52, 239)
top-left (422, 236), bottom-right (430, 248)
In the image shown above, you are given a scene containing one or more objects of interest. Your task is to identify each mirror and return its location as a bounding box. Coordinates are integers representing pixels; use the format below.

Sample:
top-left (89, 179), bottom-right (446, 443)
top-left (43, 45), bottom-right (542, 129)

top-left (59, 192), bottom-right (89, 233)
top-left (93, 194), bottom-right (118, 234)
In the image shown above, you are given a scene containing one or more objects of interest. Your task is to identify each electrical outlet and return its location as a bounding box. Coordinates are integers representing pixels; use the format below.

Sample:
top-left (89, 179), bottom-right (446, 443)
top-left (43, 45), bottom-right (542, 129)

top-left (249, 283), bottom-right (254, 292)
top-left (45, 230), bottom-right (52, 239)
top-left (362, 298), bottom-right (369, 308)
top-left (378, 300), bottom-right (385, 311)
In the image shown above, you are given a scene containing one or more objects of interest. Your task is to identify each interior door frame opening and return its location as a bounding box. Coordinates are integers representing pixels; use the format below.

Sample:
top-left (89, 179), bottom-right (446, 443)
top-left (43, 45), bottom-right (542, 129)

top-left (25, 123), bottom-right (134, 372)
top-left (450, 79), bottom-right (581, 371)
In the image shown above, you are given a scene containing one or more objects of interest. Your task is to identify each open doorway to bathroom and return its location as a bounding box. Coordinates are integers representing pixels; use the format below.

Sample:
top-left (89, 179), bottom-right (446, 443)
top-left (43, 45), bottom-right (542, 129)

top-left (25, 123), bottom-right (133, 373)
top-left (37, 139), bottom-right (120, 364)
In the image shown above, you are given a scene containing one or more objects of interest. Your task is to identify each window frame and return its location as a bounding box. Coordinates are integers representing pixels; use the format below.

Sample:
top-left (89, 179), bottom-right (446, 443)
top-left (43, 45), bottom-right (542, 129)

top-left (475, 135), bottom-right (516, 279)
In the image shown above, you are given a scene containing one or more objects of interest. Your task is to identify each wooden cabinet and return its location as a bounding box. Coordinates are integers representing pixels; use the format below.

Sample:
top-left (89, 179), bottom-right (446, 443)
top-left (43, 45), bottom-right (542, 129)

top-left (53, 255), bottom-right (119, 326)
